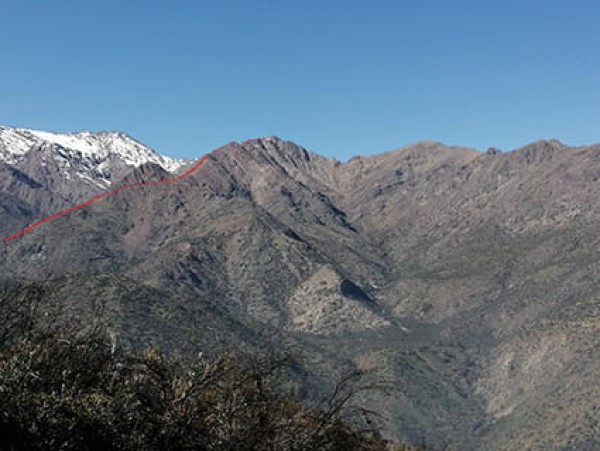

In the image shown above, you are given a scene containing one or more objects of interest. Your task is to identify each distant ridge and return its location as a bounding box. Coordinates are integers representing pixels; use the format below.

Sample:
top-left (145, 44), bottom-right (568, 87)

top-left (2, 139), bottom-right (258, 241)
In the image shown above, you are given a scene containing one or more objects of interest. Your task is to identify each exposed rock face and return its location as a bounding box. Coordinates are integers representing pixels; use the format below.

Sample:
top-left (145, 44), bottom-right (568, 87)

top-left (486, 147), bottom-right (502, 155)
top-left (1, 131), bottom-right (599, 449)
top-left (286, 265), bottom-right (389, 336)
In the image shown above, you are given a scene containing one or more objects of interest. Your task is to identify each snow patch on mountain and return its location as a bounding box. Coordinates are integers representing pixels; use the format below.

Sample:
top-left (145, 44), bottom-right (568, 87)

top-left (0, 127), bottom-right (186, 170)
top-left (0, 126), bottom-right (189, 188)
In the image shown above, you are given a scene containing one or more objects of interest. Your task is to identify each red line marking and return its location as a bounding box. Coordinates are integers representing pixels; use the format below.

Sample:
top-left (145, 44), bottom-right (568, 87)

top-left (3, 141), bottom-right (237, 241)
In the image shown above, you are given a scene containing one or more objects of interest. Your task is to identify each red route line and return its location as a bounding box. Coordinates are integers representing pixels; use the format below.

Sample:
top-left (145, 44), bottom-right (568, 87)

top-left (2, 138), bottom-right (269, 242)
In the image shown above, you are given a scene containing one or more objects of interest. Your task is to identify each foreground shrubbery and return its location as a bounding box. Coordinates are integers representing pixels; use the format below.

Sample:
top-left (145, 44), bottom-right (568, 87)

top-left (0, 335), bottom-right (376, 450)
top-left (0, 284), bottom-right (420, 450)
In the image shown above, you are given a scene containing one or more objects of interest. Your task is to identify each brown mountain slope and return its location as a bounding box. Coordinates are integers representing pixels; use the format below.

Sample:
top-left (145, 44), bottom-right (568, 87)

top-left (0, 136), bottom-right (599, 449)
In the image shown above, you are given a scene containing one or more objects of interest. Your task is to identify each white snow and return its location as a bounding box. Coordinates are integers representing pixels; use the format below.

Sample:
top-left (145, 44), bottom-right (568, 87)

top-left (28, 130), bottom-right (100, 157)
top-left (0, 127), bottom-right (39, 160)
top-left (77, 171), bottom-right (111, 186)
top-left (0, 126), bottom-right (189, 186)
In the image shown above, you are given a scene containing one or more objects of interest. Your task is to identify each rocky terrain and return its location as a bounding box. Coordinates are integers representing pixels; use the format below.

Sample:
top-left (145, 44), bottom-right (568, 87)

top-left (1, 130), bottom-right (599, 449)
top-left (0, 127), bottom-right (188, 237)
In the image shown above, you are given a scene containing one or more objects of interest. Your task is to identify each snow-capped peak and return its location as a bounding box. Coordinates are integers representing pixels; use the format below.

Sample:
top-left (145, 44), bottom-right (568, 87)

top-left (0, 126), bottom-right (186, 172)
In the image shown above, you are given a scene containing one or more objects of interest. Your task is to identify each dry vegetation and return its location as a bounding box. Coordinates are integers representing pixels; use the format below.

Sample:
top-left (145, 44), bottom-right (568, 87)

top-left (0, 284), bottom-right (421, 451)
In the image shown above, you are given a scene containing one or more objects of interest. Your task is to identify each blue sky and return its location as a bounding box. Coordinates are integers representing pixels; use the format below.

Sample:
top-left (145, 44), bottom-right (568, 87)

top-left (1, 0), bottom-right (599, 160)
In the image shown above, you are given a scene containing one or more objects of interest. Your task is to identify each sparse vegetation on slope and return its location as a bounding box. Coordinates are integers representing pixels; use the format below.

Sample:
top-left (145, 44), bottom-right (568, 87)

top-left (0, 285), bottom-right (419, 451)
top-left (3, 136), bottom-right (600, 448)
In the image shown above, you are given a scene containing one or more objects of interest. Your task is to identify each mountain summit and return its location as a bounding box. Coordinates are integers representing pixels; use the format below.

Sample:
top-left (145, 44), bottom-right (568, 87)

top-left (0, 126), bottom-right (188, 188)
top-left (0, 127), bottom-right (190, 241)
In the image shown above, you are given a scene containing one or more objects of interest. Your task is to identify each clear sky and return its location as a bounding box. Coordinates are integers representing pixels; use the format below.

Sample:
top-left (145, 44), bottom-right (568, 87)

top-left (1, 0), bottom-right (599, 160)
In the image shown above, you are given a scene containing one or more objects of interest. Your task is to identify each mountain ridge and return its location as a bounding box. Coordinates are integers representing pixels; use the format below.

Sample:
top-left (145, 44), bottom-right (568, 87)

top-left (0, 126), bottom-right (189, 186)
top-left (1, 128), bottom-right (599, 449)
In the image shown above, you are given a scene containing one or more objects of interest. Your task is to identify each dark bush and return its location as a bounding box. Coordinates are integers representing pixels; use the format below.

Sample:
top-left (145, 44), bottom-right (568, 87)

top-left (0, 284), bottom-right (419, 450)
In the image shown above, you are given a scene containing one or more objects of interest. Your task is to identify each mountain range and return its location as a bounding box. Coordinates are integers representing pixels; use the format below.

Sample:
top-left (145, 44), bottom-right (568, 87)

top-left (1, 127), bottom-right (599, 450)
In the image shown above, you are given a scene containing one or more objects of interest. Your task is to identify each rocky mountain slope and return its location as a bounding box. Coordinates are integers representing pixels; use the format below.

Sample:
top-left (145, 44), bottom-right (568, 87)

top-left (0, 127), bottom-right (189, 238)
top-left (1, 131), bottom-right (599, 449)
